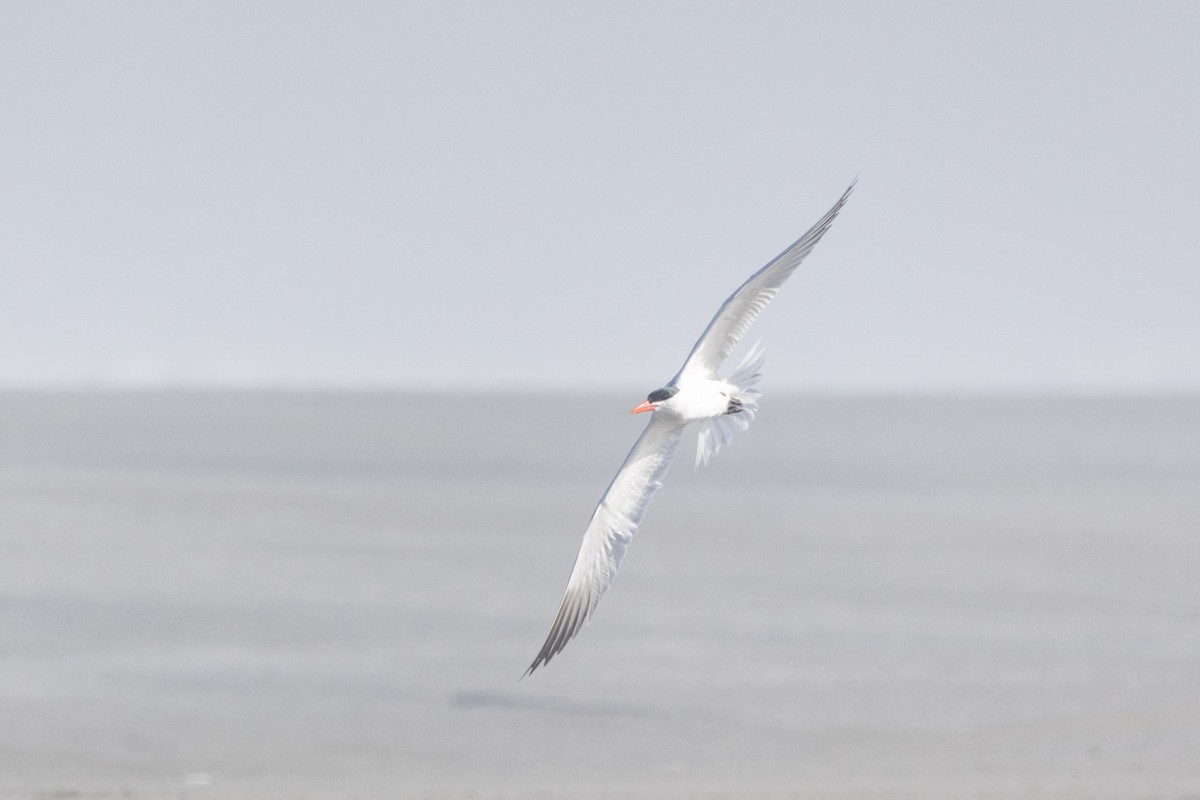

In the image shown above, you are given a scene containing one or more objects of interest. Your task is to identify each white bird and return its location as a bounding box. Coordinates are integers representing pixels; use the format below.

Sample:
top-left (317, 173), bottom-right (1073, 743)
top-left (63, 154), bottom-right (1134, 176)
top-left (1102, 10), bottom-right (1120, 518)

top-left (525, 181), bottom-right (855, 675)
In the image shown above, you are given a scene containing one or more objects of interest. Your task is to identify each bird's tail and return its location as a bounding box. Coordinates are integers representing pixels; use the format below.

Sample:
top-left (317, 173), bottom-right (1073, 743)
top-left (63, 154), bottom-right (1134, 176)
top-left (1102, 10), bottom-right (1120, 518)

top-left (695, 340), bottom-right (765, 468)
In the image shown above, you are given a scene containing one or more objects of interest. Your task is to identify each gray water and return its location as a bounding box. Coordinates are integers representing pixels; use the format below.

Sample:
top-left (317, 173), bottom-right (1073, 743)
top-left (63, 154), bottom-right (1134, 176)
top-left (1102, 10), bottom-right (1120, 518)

top-left (1, 392), bottom-right (1198, 799)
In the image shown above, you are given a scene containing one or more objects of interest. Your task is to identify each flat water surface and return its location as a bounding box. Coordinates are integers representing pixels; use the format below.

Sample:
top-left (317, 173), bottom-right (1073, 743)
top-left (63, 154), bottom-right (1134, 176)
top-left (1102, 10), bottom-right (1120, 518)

top-left (1, 393), bottom-right (1198, 799)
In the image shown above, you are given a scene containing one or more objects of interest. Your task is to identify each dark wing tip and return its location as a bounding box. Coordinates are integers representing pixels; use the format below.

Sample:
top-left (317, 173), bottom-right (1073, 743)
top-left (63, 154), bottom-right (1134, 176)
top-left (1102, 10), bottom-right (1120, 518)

top-left (523, 587), bottom-right (592, 677)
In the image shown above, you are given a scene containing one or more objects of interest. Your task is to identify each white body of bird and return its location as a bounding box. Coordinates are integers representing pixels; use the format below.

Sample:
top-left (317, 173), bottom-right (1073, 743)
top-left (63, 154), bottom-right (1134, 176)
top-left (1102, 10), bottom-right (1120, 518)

top-left (656, 375), bottom-right (740, 422)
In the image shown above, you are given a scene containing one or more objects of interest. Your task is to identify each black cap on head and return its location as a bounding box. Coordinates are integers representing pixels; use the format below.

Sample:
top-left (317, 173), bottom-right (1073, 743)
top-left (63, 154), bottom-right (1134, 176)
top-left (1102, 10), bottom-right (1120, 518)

top-left (646, 386), bottom-right (679, 404)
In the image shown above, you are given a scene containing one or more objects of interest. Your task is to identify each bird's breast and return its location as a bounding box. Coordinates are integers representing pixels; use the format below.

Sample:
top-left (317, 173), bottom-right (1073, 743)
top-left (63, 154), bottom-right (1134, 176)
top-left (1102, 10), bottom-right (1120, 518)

top-left (661, 379), bottom-right (738, 423)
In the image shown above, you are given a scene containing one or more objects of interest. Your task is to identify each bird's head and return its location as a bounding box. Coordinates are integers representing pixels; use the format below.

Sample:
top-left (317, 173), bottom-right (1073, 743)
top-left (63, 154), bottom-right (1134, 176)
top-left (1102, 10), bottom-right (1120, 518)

top-left (631, 385), bottom-right (679, 414)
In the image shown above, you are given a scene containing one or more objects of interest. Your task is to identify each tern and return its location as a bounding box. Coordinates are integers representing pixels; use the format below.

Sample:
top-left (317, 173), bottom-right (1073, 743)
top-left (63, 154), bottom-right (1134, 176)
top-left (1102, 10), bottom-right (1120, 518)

top-left (526, 181), bottom-right (855, 674)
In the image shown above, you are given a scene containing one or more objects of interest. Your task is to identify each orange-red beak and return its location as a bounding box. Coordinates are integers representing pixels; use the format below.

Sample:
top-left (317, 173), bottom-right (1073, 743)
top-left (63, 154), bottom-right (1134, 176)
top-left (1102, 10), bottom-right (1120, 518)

top-left (630, 400), bottom-right (656, 414)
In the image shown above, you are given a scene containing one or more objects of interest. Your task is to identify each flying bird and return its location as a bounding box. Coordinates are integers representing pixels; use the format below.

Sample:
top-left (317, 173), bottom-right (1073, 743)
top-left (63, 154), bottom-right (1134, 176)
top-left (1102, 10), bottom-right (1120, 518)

top-left (525, 181), bottom-right (855, 675)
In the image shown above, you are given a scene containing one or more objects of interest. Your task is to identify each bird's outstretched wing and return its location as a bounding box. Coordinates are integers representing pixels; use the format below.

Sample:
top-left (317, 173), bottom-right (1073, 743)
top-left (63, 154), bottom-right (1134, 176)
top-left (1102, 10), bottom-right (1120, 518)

top-left (525, 414), bottom-right (684, 675)
top-left (674, 180), bottom-right (856, 382)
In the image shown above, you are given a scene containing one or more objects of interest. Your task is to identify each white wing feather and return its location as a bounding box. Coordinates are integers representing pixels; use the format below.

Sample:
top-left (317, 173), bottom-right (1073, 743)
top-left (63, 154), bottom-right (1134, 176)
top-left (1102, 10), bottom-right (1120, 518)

top-left (525, 414), bottom-right (683, 674)
top-left (674, 180), bottom-right (855, 382)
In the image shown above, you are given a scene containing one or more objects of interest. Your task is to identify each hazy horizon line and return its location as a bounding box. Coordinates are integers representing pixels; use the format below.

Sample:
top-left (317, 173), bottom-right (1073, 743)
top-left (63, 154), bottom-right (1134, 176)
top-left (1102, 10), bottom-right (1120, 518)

top-left (2, 380), bottom-right (1197, 400)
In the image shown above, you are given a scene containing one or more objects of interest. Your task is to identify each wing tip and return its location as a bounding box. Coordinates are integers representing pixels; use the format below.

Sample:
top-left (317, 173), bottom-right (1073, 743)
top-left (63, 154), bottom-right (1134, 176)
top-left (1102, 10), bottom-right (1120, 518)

top-left (523, 587), bottom-right (593, 676)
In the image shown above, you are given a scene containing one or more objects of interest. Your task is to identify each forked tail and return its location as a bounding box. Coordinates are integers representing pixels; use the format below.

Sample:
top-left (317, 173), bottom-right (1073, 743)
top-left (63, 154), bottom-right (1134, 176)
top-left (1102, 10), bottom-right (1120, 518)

top-left (695, 340), bottom-right (766, 468)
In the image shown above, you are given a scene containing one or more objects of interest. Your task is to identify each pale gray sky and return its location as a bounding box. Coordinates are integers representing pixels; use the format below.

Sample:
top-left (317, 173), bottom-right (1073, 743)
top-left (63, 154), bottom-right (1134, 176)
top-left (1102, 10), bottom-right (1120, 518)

top-left (3, 2), bottom-right (1198, 392)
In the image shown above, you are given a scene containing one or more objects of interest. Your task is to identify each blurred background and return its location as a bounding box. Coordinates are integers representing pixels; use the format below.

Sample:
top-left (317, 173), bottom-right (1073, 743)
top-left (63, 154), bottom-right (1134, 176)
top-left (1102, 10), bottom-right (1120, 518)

top-left (2, 3), bottom-right (1198, 799)
top-left (2, 1), bottom-right (1198, 394)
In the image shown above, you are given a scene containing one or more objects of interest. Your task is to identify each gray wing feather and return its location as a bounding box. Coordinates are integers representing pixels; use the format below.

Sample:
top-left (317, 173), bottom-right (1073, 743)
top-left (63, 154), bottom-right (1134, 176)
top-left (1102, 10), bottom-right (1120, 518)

top-left (525, 414), bottom-right (683, 674)
top-left (674, 180), bottom-right (855, 381)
